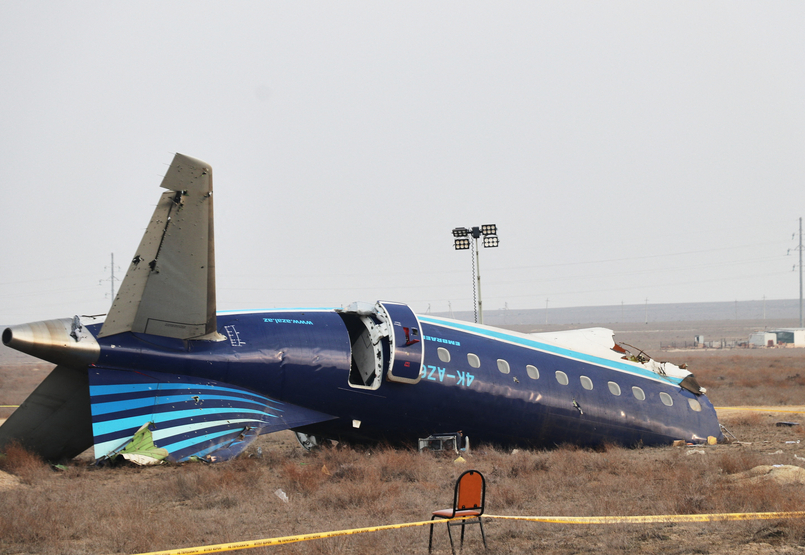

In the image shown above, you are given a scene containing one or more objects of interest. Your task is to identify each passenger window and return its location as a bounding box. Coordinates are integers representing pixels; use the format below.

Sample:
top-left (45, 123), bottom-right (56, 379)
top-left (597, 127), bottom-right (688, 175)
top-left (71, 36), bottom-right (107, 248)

top-left (659, 392), bottom-right (673, 406)
top-left (526, 365), bottom-right (539, 379)
top-left (437, 347), bottom-right (451, 363)
top-left (497, 359), bottom-right (510, 374)
top-left (555, 371), bottom-right (569, 385)
top-left (467, 353), bottom-right (481, 368)
top-left (608, 381), bottom-right (621, 396)
top-left (632, 386), bottom-right (645, 401)
top-left (580, 376), bottom-right (593, 390)
top-left (688, 398), bottom-right (702, 412)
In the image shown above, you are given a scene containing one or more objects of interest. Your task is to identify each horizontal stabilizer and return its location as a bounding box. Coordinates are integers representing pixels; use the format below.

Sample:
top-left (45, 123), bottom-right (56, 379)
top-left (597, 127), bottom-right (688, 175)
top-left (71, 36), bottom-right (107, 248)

top-left (0, 365), bottom-right (93, 461)
top-left (89, 368), bottom-right (335, 463)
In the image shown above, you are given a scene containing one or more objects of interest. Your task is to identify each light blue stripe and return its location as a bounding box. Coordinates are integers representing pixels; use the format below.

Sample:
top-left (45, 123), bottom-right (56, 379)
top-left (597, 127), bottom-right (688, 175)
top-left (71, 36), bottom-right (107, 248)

top-left (90, 382), bottom-right (270, 400)
top-left (152, 418), bottom-right (268, 444)
top-left (91, 396), bottom-right (157, 415)
top-left (94, 438), bottom-right (131, 459)
top-left (179, 439), bottom-right (231, 461)
top-left (94, 419), bottom-right (271, 461)
top-left (96, 429), bottom-right (239, 461)
top-left (418, 316), bottom-right (681, 385)
top-left (90, 394), bottom-right (271, 416)
top-left (91, 407), bottom-right (275, 437)
top-left (174, 434), bottom-right (242, 462)
top-left (158, 429), bottom-right (237, 454)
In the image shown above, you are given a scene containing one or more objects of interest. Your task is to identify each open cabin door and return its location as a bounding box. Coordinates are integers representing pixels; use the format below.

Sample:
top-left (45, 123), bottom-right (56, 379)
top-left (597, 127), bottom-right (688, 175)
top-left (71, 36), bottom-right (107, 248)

top-left (378, 301), bottom-right (423, 384)
top-left (337, 301), bottom-right (423, 388)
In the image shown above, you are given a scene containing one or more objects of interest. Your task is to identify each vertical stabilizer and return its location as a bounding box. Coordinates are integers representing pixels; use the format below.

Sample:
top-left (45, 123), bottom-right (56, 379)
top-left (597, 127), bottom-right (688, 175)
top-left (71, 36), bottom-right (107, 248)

top-left (99, 153), bottom-right (220, 340)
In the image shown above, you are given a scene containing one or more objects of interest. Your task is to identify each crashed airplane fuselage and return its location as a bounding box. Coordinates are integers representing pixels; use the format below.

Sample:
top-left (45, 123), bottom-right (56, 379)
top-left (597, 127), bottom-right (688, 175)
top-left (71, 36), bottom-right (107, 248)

top-left (0, 154), bottom-right (723, 463)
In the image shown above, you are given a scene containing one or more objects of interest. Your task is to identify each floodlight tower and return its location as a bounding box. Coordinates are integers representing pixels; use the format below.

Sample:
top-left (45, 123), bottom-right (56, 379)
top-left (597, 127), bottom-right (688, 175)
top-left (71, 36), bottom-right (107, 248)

top-left (789, 217), bottom-right (803, 328)
top-left (452, 224), bottom-right (499, 324)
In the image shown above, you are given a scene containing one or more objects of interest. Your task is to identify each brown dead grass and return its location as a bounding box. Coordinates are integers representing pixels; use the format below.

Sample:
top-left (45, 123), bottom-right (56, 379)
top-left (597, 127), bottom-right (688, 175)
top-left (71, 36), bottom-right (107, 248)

top-left (0, 419), bottom-right (803, 555)
top-left (671, 350), bottom-right (805, 408)
top-left (1, 339), bottom-right (805, 554)
top-left (0, 440), bottom-right (52, 485)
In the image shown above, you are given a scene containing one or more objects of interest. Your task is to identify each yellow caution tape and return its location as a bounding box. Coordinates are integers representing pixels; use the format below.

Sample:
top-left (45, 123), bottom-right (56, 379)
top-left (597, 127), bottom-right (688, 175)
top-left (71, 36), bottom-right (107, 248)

top-left (133, 517), bottom-right (467, 555)
top-left (484, 511), bottom-right (805, 524)
top-left (132, 511), bottom-right (805, 555)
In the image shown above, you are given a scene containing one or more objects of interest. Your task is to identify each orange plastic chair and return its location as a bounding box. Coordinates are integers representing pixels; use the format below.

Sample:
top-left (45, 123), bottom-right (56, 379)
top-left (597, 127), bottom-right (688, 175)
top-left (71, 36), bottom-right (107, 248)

top-left (429, 469), bottom-right (487, 554)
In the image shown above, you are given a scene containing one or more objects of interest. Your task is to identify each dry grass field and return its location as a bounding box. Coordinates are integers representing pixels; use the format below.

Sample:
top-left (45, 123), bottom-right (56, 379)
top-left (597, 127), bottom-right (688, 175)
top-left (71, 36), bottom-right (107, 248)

top-left (1, 324), bottom-right (804, 555)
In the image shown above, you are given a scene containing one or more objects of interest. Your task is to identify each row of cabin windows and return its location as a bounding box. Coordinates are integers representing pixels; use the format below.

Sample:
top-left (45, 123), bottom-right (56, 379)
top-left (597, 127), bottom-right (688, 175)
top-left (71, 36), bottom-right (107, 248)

top-left (435, 346), bottom-right (702, 412)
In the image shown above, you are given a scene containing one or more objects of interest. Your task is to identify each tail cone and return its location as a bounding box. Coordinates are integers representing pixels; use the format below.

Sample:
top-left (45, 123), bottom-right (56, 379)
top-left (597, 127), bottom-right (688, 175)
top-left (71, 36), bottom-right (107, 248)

top-left (3, 317), bottom-right (100, 368)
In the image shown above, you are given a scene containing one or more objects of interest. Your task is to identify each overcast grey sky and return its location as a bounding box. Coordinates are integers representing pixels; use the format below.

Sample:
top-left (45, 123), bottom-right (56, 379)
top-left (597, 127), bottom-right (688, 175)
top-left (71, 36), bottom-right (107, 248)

top-left (1, 2), bottom-right (803, 324)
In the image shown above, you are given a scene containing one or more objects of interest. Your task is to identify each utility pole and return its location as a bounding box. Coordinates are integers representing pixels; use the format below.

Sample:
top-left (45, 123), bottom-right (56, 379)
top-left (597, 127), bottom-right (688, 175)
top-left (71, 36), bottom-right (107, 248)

top-left (792, 219), bottom-right (803, 328)
top-left (545, 298), bottom-right (549, 325)
top-left (644, 298), bottom-right (648, 325)
top-left (101, 253), bottom-right (120, 302)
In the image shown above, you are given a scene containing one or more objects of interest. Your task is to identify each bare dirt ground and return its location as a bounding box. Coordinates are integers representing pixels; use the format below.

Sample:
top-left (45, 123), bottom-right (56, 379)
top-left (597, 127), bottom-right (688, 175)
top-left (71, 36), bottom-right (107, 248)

top-left (1, 324), bottom-right (804, 555)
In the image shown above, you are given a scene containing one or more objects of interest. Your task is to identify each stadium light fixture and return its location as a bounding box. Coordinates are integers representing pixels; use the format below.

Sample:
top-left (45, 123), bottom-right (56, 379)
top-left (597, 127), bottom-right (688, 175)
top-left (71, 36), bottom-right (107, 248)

top-left (454, 238), bottom-right (471, 250)
top-left (451, 224), bottom-right (499, 324)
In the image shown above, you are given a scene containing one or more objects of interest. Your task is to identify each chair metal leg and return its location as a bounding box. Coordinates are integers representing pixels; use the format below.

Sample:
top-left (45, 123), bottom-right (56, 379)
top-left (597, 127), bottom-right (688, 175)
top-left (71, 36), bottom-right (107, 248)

top-left (432, 517), bottom-right (487, 553)
top-left (431, 517), bottom-right (459, 555)
top-left (458, 519), bottom-right (487, 552)
top-left (446, 521), bottom-right (456, 555)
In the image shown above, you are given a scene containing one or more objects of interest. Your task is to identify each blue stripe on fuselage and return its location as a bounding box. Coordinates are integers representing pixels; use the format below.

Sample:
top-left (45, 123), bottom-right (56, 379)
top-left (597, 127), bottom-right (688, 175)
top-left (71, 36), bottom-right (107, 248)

top-left (418, 316), bottom-right (681, 386)
top-left (91, 407), bottom-right (277, 437)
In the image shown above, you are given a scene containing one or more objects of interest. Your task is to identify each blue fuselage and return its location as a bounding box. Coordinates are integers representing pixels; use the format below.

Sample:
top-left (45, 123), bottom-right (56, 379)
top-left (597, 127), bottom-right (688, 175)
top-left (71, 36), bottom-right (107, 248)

top-left (87, 307), bottom-right (721, 449)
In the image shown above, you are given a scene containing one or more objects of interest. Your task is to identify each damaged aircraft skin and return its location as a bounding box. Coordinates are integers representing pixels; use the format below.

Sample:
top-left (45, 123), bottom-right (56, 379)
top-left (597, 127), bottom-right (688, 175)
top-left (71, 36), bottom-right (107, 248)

top-left (0, 154), bottom-right (723, 464)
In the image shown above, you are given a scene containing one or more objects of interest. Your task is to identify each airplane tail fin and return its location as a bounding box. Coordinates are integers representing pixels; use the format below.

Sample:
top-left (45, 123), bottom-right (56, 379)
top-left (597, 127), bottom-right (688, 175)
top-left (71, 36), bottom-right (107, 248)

top-left (98, 153), bottom-right (220, 340)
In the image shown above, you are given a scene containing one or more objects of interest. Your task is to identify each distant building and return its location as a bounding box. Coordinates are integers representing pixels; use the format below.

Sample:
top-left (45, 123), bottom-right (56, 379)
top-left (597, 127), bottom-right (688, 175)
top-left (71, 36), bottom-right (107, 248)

top-left (749, 332), bottom-right (777, 347)
top-left (749, 329), bottom-right (805, 347)
top-left (772, 328), bottom-right (805, 346)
